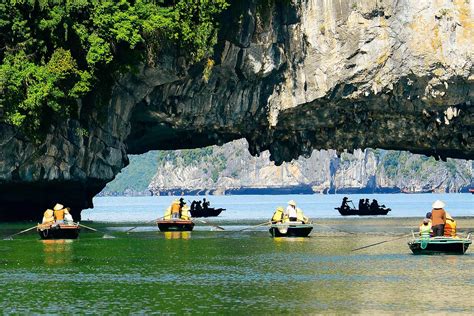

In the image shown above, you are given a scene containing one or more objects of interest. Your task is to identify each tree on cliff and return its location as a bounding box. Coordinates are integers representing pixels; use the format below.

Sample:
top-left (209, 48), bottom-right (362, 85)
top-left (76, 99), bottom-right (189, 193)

top-left (0, 0), bottom-right (228, 139)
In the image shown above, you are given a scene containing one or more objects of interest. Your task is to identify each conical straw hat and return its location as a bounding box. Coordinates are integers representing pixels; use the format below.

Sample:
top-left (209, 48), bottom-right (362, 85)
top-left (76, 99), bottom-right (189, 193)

top-left (431, 200), bottom-right (445, 209)
top-left (53, 203), bottom-right (64, 211)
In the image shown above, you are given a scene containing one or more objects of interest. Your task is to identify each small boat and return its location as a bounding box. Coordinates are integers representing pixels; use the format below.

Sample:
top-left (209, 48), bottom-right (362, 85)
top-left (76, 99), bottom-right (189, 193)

top-left (469, 188), bottom-right (474, 194)
top-left (269, 223), bottom-right (313, 237)
top-left (189, 207), bottom-right (225, 218)
top-left (335, 207), bottom-right (391, 216)
top-left (157, 219), bottom-right (195, 232)
top-left (408, 234), bottom-right (472, 255)
top-left (37, 223), bottom-right (80, 240)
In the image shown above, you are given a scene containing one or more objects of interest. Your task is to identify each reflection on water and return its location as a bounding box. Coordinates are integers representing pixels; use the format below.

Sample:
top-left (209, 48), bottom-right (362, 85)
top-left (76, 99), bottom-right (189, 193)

top-left (42, 239), bottom-right (74, 266)
top-left (164, 231), bottom-right (191, 240)
top-left (0, 221), bottom-right (473, 314)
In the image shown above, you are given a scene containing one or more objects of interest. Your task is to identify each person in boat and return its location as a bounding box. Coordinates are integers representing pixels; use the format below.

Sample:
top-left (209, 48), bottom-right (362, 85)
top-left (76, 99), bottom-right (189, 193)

top-left (195, 200), bottom-right (203, 211)
top-left (64, 208), bottom-right (74, 224)
top-left (364, 199), bottom-right (370, 210)
top-left (179, 198), bottom-right (185, 209)
top-left (42, 209), bottom-right (55, 225)
top-left (170, 199), bottom-right (181, 219)
top-left (431, 200), bottom-right (446, 237)
top-left (444, 212), bottom-right (457, 237)
top-left (53, 203), bottom-right (65, 224)
top-left (340, 197), bottom-right (351, 211)
top-left (180, 204), bottom-right (191, 221)
top-left (419, 218), bottom-right (431, 239)
top-left (285, 200), bottom-right (298, 222)
top-left (271, 207), bottom-right (285, 224)
top-left (358, 199), bottom-right (365, 211)
top-left (203, 198), bottom-right (210, 210)
top-left (190, 200), bottom-right (197, 211)
top-left (370, 199), bottom-right (380, 211)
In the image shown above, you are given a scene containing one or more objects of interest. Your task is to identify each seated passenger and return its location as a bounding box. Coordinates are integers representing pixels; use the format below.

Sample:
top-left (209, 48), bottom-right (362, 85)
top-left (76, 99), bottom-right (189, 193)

top-left (419, 218), bottom-right (431, 239)
top-left (170, 200), bottom-right (181, 219)
top-left (271, 207), bottom-right (285, 224)
top-left (180, 205), bottom-right (191, 221)
top-left (286, 200), bottom-right (298, 222)
top-left (42, 209), bottom-right (55, 225)
top-left (64, 208), bottom-right (74, 224)
top-left (296, 208), bottom-right (309, 224)
top-left (370, 199), bottom-right (379, 211)
top-left (53, 203), bottom-right (65, 223)
top-left (444, 212), bottom-right (457, 237)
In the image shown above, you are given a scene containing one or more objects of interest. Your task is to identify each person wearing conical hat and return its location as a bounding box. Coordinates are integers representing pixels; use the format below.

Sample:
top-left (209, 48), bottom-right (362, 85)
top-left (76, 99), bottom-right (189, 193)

top-left (431, 200), bottom-right (446, 237)
top-left (53, 203), bottom-right (65, 223)
top-left (42, 209), bottom-right (55, 225)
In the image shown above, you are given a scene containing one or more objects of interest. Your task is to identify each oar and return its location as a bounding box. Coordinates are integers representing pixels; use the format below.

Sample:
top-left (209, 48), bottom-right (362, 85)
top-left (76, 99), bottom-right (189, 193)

top-left (311, 222), bottom-right (357, 235)
top-left (195, 218), bottom-right (225, 231)
top-left (125, 216), bottom-right (165, 234)
top-left (238, 221), bottom-right (272, 232)
top-left (3, 225), bottom-right (38, 240)
top-left (351, 234), bottom-right (411, 251)
top-left (78, 223), bottom-right (115, 239)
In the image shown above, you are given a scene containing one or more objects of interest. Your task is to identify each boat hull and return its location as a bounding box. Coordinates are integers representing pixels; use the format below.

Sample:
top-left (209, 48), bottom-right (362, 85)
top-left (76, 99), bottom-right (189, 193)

top-left (190, 208), bottom-right (225, 218)
top-left (408, 237), bottom-right (471, 255)
top-left (269, 224), bottom-right (313, 237)
top-left (37, 224), bottom-right (80, 240)
top-left (335, 207), bottom-right (390, 216)
top-left (157, 220), bottom-right (195, 232)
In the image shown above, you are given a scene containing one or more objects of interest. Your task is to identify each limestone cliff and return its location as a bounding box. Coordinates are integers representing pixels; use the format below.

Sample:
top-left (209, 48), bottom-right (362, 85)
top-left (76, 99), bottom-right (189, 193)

top-left (0, 0), bottom-right (473, 220)
top-left (142, 139), bottom-right (473, 195)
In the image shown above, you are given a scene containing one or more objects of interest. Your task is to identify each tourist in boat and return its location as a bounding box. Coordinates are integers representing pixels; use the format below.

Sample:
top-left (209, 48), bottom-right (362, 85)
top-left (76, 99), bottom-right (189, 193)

top-left (444, 212), bottom-right (457, 237)
top-left (340, 197), bottom-right (351, 211)
top-left (181, 204), bottom-right (191, 220)
top-left (203, 198), bottom-right (210, 210)
top-left (431, 200), bottom-right (446, 237)
top-left (195, 200), bottom-right (203, 211)
top-left (179, 198), bottom-right (185, 209)
top-left (358, 199), bottom-right (365, 211)
top-left (64, 208), bottom-right (74, 224)
top-left (370, 199), bottom-right (380, 211)
top-left (53, 203), bottom-right (65, 224)
top-left (271, 207), bottom-right (285, 223)
top-left (419, 218), bottom-right (431, 239)
top-left (170, 199), bottom-right (181, 219)
top-left (285, 200), bottom-right (298, 222)
top-left (42, 209), bottom-right (55, 225)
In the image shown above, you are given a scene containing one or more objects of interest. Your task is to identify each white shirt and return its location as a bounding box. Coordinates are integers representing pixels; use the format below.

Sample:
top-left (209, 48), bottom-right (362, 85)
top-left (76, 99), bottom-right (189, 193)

top-left (286, 205), bottom-right (297, 218)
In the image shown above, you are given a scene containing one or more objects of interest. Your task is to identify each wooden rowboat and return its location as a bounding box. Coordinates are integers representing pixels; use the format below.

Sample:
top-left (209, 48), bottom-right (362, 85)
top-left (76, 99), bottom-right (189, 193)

top-left (37, 223), bottom-right (80, 240)
top-left (408, 234), bottom-right (472, 255)
top-left (157, 219), bottom-right (195, 232)
top-left (269, 223), bottom-right (313, 237)
top-left (190, 207), bottom-right (225, 218)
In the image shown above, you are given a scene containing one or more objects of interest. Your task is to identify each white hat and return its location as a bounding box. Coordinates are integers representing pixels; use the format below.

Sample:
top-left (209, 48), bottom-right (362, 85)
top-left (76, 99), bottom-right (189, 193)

top-left (432, 200), bottom-right (445, 209)
top-left (288, 200), bottom-right (296, 206)
top-left (53, 203), bottom-right (64, 211)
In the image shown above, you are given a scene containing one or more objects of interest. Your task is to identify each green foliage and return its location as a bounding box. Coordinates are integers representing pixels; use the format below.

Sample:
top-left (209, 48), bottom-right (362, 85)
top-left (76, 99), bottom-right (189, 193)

top-left (0, 0), bottom-right (228, 138)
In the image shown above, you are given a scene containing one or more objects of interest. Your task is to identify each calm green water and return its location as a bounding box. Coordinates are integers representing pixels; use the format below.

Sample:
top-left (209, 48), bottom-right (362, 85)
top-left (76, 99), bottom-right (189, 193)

top-left (1, 220), bottom-right (473, 314)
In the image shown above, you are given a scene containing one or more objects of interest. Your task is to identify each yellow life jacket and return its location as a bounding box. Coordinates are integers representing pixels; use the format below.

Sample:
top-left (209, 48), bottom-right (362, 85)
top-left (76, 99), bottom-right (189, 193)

top-left (271, 208), bottom-right (284, 223)
top-left (171, 203), bottom-right (181, 214)
top-left (181, 207), bottom-right (190, 220)
top-left (419, 223), bottom-right (431, 238)
top-left (296, 208), bottom-right (308, 223)
top-left (164, 207), bottom-right (172, 220)
top-left (42, 209), bottom-right (54, 224)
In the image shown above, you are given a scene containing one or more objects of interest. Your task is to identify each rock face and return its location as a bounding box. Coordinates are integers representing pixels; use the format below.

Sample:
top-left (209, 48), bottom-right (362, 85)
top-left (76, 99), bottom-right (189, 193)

top-left (0, 0), bottom-right (473, 220)
top-left (145, 139), bottom-right (473, 195)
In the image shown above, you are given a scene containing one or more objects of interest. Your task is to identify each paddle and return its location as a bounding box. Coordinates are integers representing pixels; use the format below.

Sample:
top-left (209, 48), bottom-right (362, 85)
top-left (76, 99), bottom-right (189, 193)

top-left (78, 223), bottom-right (115, 239)
top-left (125, 216), bottom-right (165, 234)
top-left (238, 221), bottom-right (272, 232)
top-left (351, 233), bottom-right (412, 251)
top-left (195, 218), bottom-right (225, 231)
top-left (3, 225), bottom-right (38, 240)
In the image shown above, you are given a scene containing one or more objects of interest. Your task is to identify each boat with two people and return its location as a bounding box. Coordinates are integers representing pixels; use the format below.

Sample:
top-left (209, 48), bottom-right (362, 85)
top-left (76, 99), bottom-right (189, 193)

top-left (37, 203), bottom-right (80, 239)
top-left (335, 197), bottom-right (391, 216)
top-left (269, 200), bottom-right (313, 237)
top-left (189, 198), bottom-right (225, 217)
top-left (408, 200), bottom-right (472, 255)
top-left (157, 199), bottom-right (195, 232)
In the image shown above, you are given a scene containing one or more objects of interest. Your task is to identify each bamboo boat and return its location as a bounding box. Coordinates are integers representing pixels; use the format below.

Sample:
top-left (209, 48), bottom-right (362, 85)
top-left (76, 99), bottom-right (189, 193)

top-left (190, 207), bottom-right (225, 218)
top-left (157, 219), bottom-right (195, 232)
top-left (408, 234), bottom-right (472, 255)
top-left (269, 223), bottom-right (313, 237)
top-left (37, 223), bottom-right (80, 240)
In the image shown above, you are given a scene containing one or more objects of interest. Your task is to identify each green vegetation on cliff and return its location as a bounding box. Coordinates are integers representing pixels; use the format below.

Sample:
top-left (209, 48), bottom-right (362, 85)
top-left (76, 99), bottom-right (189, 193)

top-left (0, 0), bottom-right (228, 137)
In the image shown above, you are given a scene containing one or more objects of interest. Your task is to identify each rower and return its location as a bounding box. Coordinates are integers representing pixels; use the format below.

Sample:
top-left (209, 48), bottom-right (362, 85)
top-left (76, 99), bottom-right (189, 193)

top-left (271, 207), bottom-right (284, 224)
top-left (286, 200), bottom-right (298, 222)
top-left (42, 209), bottom-right (54, 225)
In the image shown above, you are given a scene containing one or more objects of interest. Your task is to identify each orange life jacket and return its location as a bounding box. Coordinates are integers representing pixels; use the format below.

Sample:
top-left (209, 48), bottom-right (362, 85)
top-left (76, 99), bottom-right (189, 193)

top-left (54, 209), bottom-right (65, 220)
top-left (444, 219), bottom-right (456, 237)
top-left (171, 203), bottom-right (181, 214)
